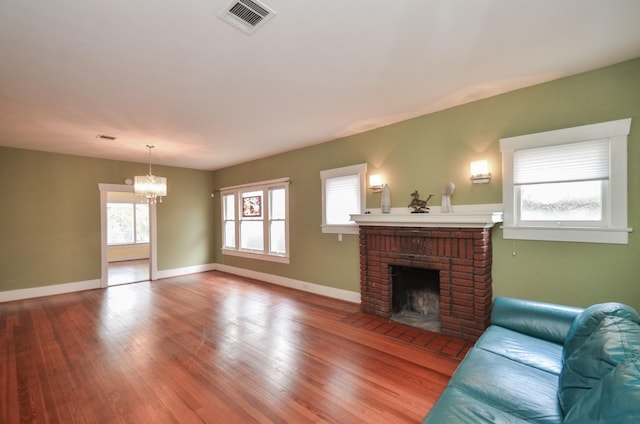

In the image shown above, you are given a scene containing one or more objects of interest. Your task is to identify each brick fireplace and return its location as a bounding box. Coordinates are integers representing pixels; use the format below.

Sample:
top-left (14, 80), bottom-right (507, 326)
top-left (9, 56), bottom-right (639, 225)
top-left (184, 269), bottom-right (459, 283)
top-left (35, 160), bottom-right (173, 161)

top-left (353, 210), bottom-right (502, 341)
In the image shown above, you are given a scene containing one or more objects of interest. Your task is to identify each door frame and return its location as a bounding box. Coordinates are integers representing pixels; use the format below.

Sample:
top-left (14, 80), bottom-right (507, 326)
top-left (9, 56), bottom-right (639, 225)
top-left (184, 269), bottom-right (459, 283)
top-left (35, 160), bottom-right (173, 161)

top-left (99, 183), bottom-right (158, 288)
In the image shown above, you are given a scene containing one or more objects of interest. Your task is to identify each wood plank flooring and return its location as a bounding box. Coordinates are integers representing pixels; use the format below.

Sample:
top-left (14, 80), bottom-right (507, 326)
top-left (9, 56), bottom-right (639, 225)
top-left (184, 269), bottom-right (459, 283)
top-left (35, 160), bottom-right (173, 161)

top-left (0, 271), bottom-right (463, 423)
top-left (108, 259), bottom-right (150, 286)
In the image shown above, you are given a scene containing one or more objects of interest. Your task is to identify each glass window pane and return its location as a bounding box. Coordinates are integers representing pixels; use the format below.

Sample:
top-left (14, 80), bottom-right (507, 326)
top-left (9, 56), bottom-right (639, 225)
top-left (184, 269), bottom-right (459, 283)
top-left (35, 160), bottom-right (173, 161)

top-left (270, 221), bottom-right (285, 254)
top-left (223, 194), bottom-right (235, 220)
top-left (135, 204), bottom-right (149, 243)
top-left (520, 180), bottom-right (603, 221)
top-left (270, 188), bottom-right (285, 219)
top-left (107, 203), bottom-right (134, 244)
top-left (240, 220), bottom-right (264, 251)
top-left (242, 190), bottom-right (262, 218)
top-left (224, 221), bottom-right (236, 248)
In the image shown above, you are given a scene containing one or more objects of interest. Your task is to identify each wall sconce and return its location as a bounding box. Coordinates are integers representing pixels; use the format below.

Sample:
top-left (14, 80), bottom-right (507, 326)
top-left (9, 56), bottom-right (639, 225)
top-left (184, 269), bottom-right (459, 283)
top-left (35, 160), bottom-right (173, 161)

top-left (369, 174), bottom-right (384, 192)
top-left (470, 160), bottom-right (491, 184)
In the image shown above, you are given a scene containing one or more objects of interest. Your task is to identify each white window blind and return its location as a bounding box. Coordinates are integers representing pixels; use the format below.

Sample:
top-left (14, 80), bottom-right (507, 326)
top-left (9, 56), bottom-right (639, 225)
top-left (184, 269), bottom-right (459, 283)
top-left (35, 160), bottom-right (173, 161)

top-left (325, 174), bottom-right (360, 225)
top-left (514, 139), bottom-right (609, 185)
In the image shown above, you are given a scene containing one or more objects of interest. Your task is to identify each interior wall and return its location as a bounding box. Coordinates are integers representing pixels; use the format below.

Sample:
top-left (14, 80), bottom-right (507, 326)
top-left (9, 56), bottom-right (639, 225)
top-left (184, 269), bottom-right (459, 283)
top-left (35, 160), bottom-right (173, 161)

top-left (212, 58), bottom-right (640, 311)
top-left (107, 244), bottom-right (149, 262)
top-left (0, 149), bottom-right (216, 292)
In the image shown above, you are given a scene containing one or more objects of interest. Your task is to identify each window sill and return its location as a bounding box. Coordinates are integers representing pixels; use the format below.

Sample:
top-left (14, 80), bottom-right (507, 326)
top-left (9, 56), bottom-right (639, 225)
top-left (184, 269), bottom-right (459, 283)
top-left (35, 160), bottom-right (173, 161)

top-left (108, 242), bottom-right (150, 247)
top-left (502, 226), bottom-right (632, 244)
top-left (321, 224), bottom-right (359, 235)
top-left (222, 248), bottom-right (290, 264)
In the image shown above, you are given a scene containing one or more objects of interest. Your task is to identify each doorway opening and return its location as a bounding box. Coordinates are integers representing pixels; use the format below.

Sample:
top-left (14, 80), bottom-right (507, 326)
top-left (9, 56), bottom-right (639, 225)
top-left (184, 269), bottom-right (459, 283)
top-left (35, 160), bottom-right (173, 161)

top-left (99, 183), bottom-right (158, 288)
top-left (106, 191), bottom-right (150, 285)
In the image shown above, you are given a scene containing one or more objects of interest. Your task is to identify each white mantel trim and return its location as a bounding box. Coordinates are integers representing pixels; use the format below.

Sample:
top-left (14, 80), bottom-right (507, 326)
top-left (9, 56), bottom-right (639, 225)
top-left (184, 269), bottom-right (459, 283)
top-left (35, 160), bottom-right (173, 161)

top-left (351, 203), bottom-right (503, 228)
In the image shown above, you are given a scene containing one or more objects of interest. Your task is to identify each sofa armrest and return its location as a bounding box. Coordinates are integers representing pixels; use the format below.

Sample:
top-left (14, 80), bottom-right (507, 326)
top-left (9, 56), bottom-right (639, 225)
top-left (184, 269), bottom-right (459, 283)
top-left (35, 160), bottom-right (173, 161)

top-left (491, 297), bottom-right (583, 344)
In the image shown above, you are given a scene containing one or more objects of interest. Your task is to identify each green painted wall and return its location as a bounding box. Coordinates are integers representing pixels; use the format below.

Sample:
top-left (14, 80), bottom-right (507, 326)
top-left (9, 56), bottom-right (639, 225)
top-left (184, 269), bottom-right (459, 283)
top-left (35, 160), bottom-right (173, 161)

top-left (0, 148), bottom-right (215, 291)
top-left (212, 58), bottom-right (640, 310)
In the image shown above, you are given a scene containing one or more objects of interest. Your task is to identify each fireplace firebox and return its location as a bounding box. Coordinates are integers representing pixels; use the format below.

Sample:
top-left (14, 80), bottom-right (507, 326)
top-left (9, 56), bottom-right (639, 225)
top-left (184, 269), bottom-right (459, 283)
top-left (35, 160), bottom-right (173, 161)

top-left (358, 225), bottom-right (494, 341)
top-left (391, 266), bottom-right (440, 332)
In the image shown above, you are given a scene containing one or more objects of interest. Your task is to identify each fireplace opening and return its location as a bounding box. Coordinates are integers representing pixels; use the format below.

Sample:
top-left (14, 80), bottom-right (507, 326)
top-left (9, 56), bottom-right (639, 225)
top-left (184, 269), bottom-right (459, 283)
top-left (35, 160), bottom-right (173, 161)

top-left (391, 266), bottom-right (440, 332)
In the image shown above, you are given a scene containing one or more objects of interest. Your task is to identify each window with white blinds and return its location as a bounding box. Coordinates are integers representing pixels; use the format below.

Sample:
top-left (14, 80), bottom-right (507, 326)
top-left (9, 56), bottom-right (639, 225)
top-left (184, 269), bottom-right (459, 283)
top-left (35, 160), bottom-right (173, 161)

top-left (501, 119), bottom-right (632, 244)
top-left (514, 139), bottom-right (609, 185)
top-left (320, 163), bottom-right (367, 234)
top-left (325, 174), bottom-right (360, 225)
top-left (514, 140), bottom-right (610, 223)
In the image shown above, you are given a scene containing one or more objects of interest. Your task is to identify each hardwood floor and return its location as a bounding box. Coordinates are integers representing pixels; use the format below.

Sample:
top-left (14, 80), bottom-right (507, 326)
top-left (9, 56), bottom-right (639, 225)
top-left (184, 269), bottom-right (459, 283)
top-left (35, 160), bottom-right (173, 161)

top-left (0, 271), bottom-right (463, 423)
top-left (108, 259), bottom-right (150, 286)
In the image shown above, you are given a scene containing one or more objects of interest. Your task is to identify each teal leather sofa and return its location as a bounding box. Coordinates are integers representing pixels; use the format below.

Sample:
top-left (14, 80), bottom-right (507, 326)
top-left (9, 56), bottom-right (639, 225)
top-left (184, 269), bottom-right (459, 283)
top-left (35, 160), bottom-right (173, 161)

top-left (423, 297), bottom-right (640, 423)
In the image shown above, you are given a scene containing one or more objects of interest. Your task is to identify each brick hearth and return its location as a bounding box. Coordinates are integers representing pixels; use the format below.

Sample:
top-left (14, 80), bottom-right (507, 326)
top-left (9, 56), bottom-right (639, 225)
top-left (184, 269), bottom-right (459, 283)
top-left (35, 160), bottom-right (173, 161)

top-left (358, 226), bottom-right (494, 341)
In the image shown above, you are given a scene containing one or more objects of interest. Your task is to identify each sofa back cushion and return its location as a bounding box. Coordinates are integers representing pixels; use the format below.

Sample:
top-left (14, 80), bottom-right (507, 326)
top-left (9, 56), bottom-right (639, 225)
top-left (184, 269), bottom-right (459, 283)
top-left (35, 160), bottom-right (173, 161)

top-left (563, 355), bottom-right (640, 423)
top-left (563, 302), bottom-right (639, 362)
top-left (490, 297), bottom-right (582, 345)
top-left (559, 316), bottom-right (640, 413)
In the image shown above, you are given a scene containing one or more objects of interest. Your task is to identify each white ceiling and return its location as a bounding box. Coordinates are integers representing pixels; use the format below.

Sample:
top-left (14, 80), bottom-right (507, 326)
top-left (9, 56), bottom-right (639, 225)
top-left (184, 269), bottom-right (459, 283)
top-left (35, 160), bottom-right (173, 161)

top-left (1, 1), bottom-right (640, 171)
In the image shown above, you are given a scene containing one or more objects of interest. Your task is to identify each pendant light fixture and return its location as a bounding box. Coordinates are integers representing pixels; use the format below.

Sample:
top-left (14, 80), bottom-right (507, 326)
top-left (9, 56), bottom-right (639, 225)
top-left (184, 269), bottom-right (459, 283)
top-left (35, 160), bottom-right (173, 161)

top-left (134, 145), bottom-right (167, 204)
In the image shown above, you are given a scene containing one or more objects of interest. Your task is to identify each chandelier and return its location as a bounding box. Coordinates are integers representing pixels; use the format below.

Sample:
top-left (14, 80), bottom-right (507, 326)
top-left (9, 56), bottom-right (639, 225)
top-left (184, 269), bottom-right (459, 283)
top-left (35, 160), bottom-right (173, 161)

top-left (134, 145), bottom-right (167, 204)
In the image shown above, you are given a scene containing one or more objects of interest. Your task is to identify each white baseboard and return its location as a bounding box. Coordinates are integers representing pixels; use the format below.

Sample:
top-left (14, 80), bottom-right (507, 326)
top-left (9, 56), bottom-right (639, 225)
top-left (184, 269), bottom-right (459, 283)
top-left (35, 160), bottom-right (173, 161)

top-left (0, 263), bottom-right (360, 305)
top-left (156, 263), bottom-right (217, 279)
top-left (214, 264), bottom-right (361, 304)
top-left (0, 279), bottom-right (101, 303)
top-left (0, 263), bottom-right (217, 303)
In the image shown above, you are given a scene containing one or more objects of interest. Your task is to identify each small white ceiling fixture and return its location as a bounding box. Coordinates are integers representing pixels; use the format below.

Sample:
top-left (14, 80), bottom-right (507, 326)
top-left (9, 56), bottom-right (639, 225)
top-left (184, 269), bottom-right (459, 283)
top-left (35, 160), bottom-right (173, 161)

top-left (219, 0), bottom-right (276, 34)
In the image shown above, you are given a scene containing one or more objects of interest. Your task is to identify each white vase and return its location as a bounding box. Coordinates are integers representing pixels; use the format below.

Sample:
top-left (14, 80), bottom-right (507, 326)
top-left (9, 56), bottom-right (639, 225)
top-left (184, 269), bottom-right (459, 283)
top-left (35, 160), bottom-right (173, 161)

top-left (381, 184), bottom-right (391, 214)
top-left (441, 195), bottom-right (452, 213)
top-left (441, 182), bottom-right (454, 213)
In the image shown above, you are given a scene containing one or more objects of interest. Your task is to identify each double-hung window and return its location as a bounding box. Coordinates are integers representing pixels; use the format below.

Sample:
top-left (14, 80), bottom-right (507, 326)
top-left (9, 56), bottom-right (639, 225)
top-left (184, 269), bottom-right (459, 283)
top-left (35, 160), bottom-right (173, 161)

top-left (500, 118), bottom-right (632, 244)
top-left (107, 202), bottom-right (149, 245)
top-left (320, 163), bottom-right (367, 234)
top-left (221, 178), bottom-right (289, 263)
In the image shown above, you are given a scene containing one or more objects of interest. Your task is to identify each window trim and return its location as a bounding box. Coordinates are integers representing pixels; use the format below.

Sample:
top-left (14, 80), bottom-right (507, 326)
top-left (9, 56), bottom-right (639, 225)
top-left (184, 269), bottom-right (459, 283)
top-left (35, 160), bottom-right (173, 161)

top-left (220, 177), bottom-right (290, 264)
top-left (320, 163), bottom-right (367, 235)
top-left (500, 118), bottom-right (632, 244)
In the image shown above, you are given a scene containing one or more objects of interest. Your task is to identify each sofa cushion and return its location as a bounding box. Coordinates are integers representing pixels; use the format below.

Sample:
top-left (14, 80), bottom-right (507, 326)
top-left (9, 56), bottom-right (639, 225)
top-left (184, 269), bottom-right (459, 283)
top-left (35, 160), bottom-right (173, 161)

top-left (563, 355), bottom-right (640, 423)
top-left (448, 348), bottom-right (563, 424)
top-left (491, 297), bottom-right (582, 345)
top-left (563, 302), bottom-right (639, 361)
top-left (422, 386), bottom-right (532, 424)
top-left (476, 325), bottom-right (564, 375)
top-left (559, 316), bottom-right (640, 414)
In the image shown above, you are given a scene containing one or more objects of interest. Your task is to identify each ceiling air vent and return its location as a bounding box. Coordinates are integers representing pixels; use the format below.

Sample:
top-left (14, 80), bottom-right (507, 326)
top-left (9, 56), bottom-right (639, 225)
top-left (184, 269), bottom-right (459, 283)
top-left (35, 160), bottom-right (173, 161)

top-left (96, 134), bottom-right (117, 141)
top-left (219, 0), bottom-right (276, 34)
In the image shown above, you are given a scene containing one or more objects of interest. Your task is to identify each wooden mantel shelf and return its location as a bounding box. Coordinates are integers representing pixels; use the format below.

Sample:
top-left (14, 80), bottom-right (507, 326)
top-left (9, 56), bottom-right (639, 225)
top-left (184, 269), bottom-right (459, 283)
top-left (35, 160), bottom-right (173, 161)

top-left (351, 204), bottom-right (503, 229)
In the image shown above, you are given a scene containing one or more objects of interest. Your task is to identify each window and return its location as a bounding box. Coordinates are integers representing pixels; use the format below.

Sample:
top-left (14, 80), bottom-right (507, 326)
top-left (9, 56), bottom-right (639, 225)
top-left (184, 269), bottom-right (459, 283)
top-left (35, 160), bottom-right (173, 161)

top-left (500, 118), bottom-right (632, 244)
top-left (320, 163), bottom-right (367, 234)
top-left (220, 178), bottom-right (289, 263)
top-left (222, 193), bottom-right (236, 249)
top-left (107, 202), bottom-right (149, 245)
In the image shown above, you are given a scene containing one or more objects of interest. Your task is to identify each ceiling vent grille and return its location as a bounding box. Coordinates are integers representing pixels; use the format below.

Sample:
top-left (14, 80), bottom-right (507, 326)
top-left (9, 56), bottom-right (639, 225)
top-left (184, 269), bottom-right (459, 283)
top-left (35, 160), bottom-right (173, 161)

top-left (219, 0), bottom-right (276, 34)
